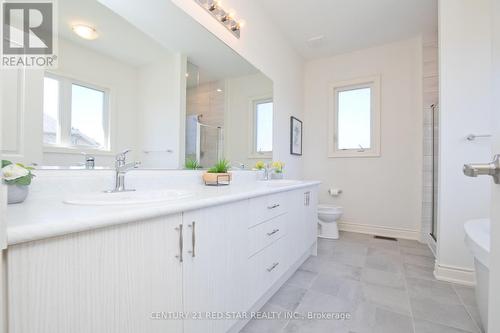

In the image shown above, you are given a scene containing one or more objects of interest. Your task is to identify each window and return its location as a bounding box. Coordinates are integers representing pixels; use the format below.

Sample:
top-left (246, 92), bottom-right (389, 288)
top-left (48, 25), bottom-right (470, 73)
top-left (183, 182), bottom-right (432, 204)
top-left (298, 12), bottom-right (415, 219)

top-left (43, 73), bottom-right (110, 151)
top-left (251, 98), bottom-right (273, 157)
top-left (329, 76), bottom-right (380, 157)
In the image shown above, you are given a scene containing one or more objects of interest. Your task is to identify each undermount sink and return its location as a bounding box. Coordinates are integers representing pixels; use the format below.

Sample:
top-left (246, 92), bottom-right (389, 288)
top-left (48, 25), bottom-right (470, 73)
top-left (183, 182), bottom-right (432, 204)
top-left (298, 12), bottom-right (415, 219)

top-left (64, 189), bottom-right (194, 206)
top-left (260, 179), bottom-right (303, 187)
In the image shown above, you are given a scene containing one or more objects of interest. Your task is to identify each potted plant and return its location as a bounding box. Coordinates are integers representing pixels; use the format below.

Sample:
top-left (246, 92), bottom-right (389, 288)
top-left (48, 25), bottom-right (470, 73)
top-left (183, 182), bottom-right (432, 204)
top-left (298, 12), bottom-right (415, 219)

top-left (185, 158), bottom-right (201, 170)
top-left (202, 159), bottom-right (231, 185)
top-left (2, 160), bottom-right (35, 204)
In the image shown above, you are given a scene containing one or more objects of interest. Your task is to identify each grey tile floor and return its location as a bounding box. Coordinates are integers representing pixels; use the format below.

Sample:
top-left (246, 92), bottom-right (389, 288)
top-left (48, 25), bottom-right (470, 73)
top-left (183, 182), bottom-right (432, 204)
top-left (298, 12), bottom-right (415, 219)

top-left (241, 232), bottom-right (483, 333)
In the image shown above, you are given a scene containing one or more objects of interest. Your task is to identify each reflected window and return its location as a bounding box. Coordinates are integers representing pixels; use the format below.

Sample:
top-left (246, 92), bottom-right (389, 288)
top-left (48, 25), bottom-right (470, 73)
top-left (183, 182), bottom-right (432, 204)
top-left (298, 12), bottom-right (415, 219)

top-left (253, 98), bottom-right (273, 156)
top-left (42, 73), bottom-right (110, 150)
top-left (43, 77), bottom-right (60, 145)
top-left (71, 84), bottom-right (106, 148)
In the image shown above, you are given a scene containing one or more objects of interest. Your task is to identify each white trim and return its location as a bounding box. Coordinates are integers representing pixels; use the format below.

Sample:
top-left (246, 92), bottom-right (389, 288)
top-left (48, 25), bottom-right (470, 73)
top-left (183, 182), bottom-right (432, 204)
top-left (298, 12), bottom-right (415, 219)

top-left (328, 75), bottom-right (381, 158)
top-left (338, 221), bottom-right (420, 240)
top-left (248, 95), bottom-right (273, 159)
top-left (434, 262), bottom-right (476, 286)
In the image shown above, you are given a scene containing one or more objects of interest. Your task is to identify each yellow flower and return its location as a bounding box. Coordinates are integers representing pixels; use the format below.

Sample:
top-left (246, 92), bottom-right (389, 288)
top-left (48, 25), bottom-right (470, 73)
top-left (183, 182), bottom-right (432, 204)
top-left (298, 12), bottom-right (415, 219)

top-left (255, 161), bottom-right (265, 170)
top-left (271, 161), bottom-right (284, 172)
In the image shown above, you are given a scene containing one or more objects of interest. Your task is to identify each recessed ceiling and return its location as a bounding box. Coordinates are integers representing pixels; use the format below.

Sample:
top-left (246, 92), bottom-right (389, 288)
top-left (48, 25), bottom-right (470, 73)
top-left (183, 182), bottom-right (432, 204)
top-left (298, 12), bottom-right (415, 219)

top-left (255, 0), bottom-right (438, 59)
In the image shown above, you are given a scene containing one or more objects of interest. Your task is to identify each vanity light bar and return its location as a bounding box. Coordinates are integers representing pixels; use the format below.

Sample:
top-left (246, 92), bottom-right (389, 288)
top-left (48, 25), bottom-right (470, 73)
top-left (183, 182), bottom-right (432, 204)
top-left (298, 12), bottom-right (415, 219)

top-left (194, 0), bottom-right (242, 38)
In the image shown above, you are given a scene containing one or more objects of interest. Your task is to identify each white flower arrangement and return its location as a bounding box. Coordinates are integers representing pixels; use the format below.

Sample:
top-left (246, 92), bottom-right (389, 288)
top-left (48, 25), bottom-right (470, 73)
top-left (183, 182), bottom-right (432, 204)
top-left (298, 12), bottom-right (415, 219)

top-left (2, 160), bottom-right (35, 186)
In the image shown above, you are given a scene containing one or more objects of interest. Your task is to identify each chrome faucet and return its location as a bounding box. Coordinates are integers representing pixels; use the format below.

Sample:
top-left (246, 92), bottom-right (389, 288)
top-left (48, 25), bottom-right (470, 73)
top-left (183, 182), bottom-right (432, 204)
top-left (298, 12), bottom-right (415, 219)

top-left (263, 163), bottom-right (275, 181)
top-left (85, 155), bottom-right (95, 169)
top-left (106, 149), bottom-right (141, 192)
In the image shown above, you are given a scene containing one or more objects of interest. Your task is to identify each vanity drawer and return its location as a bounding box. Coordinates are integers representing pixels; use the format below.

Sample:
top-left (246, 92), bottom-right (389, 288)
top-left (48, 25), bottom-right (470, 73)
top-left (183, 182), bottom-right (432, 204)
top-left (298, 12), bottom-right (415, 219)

top-left (246, 238), bottom-right (285, 306)
top-left (248, 214), bottom-right (287, 257)
top-left (248, 192), bottom-right (288, 227)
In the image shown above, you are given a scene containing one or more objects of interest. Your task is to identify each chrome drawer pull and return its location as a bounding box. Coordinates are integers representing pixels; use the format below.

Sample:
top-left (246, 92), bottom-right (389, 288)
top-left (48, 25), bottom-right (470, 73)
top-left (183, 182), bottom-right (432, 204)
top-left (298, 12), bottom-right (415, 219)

top-left (188, 222), bottom-right (196, 258)
top-left (267, 262), bottom-right (279, 272)
top-left (267, 229), bottom-right (280, 236)
top-left (175, 224), bottom-right (183, 263)
top-left (267, 204), bottom-right (280, 209)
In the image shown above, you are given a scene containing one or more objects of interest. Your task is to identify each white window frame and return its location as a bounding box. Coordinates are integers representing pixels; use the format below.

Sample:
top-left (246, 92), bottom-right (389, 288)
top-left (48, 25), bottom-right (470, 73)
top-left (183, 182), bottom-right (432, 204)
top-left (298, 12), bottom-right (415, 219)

top-left (248, 96), bottom-right (273, 159)
top-left (328, 75), bottom-right (381, 158)
top-left (43, 72), bottom-right (113, 155)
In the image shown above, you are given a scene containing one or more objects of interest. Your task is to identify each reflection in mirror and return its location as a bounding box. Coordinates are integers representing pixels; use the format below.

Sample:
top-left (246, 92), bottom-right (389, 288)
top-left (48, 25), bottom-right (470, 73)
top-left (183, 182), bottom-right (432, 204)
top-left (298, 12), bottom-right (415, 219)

top-left (185, 62), bottom-right (273, 169)
top-left (1, 0), bottom-right (273, 170)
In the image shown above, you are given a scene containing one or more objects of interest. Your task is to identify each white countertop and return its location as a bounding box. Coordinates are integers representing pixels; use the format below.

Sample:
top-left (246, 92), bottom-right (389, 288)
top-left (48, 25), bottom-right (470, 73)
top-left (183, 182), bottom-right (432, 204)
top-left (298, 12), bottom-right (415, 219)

top-left (6, 180), bottom-right (320, 246)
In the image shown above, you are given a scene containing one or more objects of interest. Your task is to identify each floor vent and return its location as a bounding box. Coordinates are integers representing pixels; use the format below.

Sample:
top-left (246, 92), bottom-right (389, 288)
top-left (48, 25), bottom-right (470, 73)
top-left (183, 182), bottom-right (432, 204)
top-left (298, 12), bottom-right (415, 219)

top-left (374, 235), bottom-right (398, 241)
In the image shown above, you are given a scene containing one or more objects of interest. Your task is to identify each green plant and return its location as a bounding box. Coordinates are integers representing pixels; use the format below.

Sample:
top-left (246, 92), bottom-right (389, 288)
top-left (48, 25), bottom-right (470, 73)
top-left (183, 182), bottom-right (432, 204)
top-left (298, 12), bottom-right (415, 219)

top-left (2, 160), bottom-right (35, 186)
top-left (207, 159), bottom-right (231, 173)
top-left (185, 158), bottom-right (201, 170)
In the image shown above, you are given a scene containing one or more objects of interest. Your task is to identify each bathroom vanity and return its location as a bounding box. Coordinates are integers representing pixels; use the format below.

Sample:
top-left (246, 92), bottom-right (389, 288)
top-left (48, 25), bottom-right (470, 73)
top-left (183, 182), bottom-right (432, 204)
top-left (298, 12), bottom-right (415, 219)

top-left (4, 171), bottom-right (319, 333)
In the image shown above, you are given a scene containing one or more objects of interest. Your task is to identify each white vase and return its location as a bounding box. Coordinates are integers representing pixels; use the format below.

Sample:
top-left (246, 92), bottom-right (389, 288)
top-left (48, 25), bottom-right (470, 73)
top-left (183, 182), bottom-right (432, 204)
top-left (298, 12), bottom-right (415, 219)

top-left (7, 185), bottom-right (29, 204)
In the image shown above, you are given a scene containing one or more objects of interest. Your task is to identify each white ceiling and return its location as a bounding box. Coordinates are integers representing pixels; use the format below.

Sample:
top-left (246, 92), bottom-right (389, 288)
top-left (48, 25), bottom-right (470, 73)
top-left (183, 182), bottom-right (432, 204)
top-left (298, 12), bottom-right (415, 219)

top-left (256, 0), bottom-right (438, 59)
top-left (58, 0), bottom-right (259, 82)
top-left (59, 0), bottom-right (167, 67)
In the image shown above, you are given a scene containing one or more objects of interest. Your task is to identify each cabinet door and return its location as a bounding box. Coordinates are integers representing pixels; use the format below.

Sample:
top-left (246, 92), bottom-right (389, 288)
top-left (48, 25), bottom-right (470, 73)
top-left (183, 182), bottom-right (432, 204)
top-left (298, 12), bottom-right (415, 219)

top-left (183, 201), bottom-right (249, 333)
top-left (7, 215), bottom-right (184, 333)
top-left (286, 187), bottom-right (319, 264)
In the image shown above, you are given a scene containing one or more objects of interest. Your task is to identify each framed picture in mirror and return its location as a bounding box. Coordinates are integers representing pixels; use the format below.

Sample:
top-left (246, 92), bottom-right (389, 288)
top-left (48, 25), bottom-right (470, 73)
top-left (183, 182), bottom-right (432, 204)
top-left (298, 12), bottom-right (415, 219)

top-left (290, 116), bottom-right (303, 156)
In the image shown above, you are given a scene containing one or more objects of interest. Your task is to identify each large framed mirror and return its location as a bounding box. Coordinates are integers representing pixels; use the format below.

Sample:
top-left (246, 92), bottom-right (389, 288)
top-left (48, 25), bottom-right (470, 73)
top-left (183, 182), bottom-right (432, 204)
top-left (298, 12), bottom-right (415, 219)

top-left (1, 0), bottom-right (273, 170)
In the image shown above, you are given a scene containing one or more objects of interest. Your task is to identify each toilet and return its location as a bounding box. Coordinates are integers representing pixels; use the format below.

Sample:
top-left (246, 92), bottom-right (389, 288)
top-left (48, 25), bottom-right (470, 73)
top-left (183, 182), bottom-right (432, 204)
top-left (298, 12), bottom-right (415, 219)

top-left (317, 205), bottom-right (343, 239)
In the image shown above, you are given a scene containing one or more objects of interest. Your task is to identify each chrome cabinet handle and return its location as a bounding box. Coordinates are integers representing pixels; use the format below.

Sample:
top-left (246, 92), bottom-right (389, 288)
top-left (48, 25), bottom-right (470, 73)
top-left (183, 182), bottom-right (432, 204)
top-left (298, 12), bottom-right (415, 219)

top-left (267, 204), bottom-right (280, 209)
top-left (188, 222), bottom-right (196, 258)
top-left (266, 262), bottom-right (279, 272)
top-left (175, 224), bottom-right (183, 263)
top-left (267, 229), bottom-right (280, 236)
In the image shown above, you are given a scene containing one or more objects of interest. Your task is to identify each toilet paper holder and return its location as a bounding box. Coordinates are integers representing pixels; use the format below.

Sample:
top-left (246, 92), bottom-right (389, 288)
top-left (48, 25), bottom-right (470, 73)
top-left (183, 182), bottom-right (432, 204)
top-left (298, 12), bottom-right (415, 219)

top-left (328, 188), bottom-right (342, 196)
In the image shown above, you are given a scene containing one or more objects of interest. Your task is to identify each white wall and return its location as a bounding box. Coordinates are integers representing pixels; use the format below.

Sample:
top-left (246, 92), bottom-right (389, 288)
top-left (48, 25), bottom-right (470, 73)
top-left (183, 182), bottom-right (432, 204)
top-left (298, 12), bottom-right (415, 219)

top-left (488, 0), bottom-right (500, 329)
top-left (437, 0), bottom-right (492, 282)
top-left (171, 0), bottom-right (304, 178)
top-left (225, 73), bottom-right (273, 168)
top-left (42, 39), bottom-right (139, 167)
top-left (303, 37), bottom-right (423, 239)
top-left (137, 54), bottom-right (185, 169)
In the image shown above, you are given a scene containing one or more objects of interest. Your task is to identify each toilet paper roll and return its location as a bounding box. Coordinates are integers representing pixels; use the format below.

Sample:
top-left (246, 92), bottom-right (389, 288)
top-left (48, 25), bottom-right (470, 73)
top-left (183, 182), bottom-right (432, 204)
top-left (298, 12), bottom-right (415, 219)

top-left (328, 188), bottom-right (342, 196)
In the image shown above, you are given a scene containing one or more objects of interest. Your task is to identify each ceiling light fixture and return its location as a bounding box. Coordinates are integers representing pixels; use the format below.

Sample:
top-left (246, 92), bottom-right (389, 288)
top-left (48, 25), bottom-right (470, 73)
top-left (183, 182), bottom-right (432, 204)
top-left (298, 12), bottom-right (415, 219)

top-left (195, 0), bottom-right (242, 38)
top-left (72, 24), bottom-right (98, 40)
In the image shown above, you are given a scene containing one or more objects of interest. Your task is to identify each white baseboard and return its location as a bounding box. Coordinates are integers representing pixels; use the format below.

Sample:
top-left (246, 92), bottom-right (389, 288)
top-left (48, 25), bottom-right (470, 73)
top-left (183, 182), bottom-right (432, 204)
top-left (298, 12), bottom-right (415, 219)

top-left (434, 262), bottom-right (476, 286)
top-left (338, 221), bottom-right (420, 240)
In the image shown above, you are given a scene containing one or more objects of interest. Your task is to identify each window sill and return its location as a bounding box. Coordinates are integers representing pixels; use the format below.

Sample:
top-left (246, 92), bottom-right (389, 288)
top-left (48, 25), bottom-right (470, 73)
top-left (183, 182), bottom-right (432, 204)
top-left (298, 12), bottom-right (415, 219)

top-left (248, 153), bottom-right (272, 159)
top-left (43, 146), bottom-right (115, 156)
top-left (328, 150), bottom-right (380, 158)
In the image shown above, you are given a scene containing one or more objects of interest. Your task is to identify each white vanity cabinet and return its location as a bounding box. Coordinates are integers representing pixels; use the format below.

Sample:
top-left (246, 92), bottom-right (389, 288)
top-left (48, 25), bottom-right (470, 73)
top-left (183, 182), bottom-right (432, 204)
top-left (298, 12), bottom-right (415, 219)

top-left (182, 200), bottom-right (249, 333)
top-left (7, 214), bottom-right (184, 333)
top-left (5, 185), bottom-right (318, 333)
